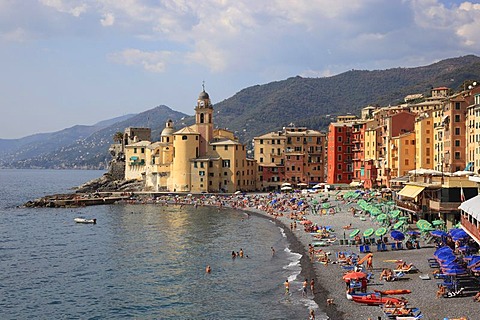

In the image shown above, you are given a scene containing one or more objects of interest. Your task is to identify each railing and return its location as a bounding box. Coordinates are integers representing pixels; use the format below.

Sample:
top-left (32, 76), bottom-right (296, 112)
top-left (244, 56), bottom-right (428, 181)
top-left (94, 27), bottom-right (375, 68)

top-left (395, 200), bottom-right (421, 213)
top-left (429, 200), bottom-right (461, 212)
top-left (461, 215), bottom-right (480, 241)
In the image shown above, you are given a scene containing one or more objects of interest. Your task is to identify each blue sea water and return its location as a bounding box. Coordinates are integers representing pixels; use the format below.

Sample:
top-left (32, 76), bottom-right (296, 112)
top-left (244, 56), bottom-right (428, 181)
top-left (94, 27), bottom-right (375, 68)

top-left (0, 169), bottom-right (323, 319)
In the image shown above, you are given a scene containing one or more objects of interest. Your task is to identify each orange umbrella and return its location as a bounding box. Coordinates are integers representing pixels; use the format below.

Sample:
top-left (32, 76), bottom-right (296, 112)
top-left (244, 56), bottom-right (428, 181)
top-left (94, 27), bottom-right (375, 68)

top-left (342, 271), bottom-right (367, 281)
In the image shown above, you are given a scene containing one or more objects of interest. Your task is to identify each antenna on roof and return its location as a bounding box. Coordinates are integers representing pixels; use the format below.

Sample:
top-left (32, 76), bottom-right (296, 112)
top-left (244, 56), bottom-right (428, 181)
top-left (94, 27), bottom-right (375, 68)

top-left (202, 80), bottom-right (205, 92)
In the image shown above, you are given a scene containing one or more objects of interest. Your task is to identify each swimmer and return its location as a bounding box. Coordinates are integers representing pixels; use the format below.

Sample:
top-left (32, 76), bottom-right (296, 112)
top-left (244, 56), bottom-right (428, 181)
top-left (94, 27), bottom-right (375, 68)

top-left (271, 246), bottom-right (275, 256)
top-left (284, 279), bottom-right (290, 295)
top-left (206, 265), bottom-right (211, 273)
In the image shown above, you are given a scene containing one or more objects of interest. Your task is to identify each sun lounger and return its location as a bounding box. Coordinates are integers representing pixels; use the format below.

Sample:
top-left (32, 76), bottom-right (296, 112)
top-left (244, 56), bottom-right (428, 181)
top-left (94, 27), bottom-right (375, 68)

top-left (393, 265), bottom-right (417, 274)
top-left (419, 274), bottom-right (430, 280)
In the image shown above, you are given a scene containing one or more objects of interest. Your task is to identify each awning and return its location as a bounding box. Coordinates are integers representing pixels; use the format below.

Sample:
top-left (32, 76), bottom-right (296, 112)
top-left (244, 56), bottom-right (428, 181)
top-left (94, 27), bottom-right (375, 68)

top-left (349, 181), bottom-right (362, 187)
top-left (130, 156), bottom-right (139, 160)
top-left (459, 195), bottom-right (480, 221)
top-left (397, 185), bottom-right (425, 199)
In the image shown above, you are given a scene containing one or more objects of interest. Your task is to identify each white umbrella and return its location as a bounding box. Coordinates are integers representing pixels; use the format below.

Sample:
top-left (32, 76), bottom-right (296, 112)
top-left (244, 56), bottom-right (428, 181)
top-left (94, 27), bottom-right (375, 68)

top-left (234, 191), bottom-right (242, 195)
top-left (281, 182), bottom-right (292, 187)
top-left (297, 183), bottom-right (308, 186)
top-left (281, 186), bottom-right (292, 191)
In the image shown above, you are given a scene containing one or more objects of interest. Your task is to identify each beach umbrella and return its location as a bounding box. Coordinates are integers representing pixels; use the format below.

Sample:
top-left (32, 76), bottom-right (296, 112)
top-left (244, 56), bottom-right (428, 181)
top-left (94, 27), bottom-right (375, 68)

top-left (390, 209), bottom-right (401, 218)
top-left (390, 230), bottom-right (405, 241)
top-left (393, 220), bottom-right (405, 230)
top-left (416, 219), bottom-right (431, 228)
top-left (376, 213), bottom-right (388, 222)
top-left (398, 216), bottom-right (409, 221)
top-left (430, 230), bottom-right (448, 238)
top-left (432, 219), bottom-right (445, 226)
top-left (322, 203), bottom-right (331, 209)
top-left (349, 229), bottom-right (360, 238)
top-left (343, 271), bottom-right (367, 281)
top-left (363, 228), bottom-right (375, 237)
top-left (375, 227), bottom-right (387, 237)
top-left (434, 246), bottom-right (453, 255)
top-left (451, 230), bottom-right (469, 241)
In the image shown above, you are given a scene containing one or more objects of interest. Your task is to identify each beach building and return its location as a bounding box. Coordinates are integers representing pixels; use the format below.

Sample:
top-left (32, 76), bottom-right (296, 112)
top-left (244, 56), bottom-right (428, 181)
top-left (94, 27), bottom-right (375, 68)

top-left (253, 125), bottom-right (326, 191)
top-left (123, 88), bottom-right (257, 193)
top-left (327, 119), bottom-right (354, 185)
top-left (414, 110), bottom-right (434, 171)
top-left (396, 172), bottom-right (477, 228)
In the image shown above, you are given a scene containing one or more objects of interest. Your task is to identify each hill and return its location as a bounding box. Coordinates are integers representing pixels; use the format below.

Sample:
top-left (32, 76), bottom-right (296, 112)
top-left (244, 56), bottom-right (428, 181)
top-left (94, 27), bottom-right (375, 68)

top-left (212, 54), bottom-right (480, 142)
top-left (2, 55), bottom-right (480, 169)
top-left (1, 106), bottom-right (187, 169)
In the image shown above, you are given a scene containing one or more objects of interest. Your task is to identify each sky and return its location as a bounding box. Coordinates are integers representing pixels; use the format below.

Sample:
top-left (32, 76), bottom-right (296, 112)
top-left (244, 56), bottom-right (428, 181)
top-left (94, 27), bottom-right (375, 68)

top-left (1, 0), bottom-right (480, 139)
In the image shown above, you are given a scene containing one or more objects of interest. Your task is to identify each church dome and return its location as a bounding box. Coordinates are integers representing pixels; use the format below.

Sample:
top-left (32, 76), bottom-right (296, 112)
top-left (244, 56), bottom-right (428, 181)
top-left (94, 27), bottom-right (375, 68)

top-left (161, 119), bottom-right (174, 136)
top-left (198, 90), bottom-right (209, 100)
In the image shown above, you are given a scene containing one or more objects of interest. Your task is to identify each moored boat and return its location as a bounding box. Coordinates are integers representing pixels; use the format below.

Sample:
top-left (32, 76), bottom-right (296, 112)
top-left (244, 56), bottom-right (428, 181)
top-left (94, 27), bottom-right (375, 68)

top-left (74, 218), bottom-right (97, 224)
top-left (374, 289), bottom-right (411, 295)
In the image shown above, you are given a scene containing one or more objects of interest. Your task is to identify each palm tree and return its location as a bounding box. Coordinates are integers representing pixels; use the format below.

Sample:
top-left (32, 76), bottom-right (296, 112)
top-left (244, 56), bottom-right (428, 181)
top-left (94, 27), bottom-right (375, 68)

top-left (113, 131), bottom-right (123, 144)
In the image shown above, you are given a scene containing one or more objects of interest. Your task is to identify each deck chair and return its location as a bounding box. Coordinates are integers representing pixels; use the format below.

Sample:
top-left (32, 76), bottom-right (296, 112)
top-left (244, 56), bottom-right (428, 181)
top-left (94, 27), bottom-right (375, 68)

top-left (394, 265), bottom-right (417, 274)
top-left (364, 245), bottom-right (371, 253)
top-left (390, 271), bottom-right (405, 281)
top-left (444, 287), bottom-right (465, 298)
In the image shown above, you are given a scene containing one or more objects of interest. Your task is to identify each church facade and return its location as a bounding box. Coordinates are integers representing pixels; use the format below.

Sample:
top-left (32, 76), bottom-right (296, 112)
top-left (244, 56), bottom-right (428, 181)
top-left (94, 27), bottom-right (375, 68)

top-left (124, 89), bottom-right (257, 193)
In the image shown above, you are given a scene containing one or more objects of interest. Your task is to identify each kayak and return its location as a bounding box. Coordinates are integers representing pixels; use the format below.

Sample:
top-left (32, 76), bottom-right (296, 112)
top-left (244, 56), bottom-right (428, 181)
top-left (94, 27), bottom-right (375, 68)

top-left (374, 289), bottom-right (411, 295)
top-left (351, 293), bottom-right (403, 306)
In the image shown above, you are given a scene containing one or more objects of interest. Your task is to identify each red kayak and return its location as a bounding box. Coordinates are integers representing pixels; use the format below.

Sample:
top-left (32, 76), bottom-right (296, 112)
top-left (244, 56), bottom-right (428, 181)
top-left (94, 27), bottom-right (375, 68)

top-left (351, 293), bottom-right (403, 306)
top-left (374, 289), bottom-right (411, 295)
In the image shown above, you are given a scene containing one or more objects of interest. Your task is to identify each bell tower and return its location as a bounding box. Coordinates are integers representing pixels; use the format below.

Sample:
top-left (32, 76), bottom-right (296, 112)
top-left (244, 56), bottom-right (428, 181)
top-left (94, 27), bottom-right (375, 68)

top-left (195, 83), bottom-right (213, 156)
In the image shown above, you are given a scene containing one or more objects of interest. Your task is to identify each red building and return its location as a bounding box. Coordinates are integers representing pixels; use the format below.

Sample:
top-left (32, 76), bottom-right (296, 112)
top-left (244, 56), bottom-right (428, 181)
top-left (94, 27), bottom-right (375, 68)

top-left (327, 121), bottom-right (354, 185)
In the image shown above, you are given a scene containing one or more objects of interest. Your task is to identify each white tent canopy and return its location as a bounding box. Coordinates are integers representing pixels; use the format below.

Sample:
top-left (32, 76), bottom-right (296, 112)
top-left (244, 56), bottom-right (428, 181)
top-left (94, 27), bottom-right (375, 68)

top-left (408, 168), bottom-right (443, 176)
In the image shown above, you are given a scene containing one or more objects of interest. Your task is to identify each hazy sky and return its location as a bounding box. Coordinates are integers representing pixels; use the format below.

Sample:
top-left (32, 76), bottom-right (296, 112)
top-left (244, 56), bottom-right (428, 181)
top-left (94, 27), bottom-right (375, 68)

top-left (1, 0), bottom-right (479, 139)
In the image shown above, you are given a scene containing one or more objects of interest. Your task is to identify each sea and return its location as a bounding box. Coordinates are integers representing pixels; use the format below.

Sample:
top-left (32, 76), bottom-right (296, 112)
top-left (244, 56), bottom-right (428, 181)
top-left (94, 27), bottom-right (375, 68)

top-left (0, 169), bottom-right (324, 320)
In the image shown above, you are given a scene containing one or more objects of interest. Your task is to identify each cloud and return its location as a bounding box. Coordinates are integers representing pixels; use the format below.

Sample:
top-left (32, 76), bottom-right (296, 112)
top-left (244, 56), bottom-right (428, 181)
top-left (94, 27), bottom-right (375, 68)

top-left (39, 0), bottom-right (88, 17)
top-left (108, 49), bottom-right (173, 73)
top-left (1, 27), bottom-right (30, 42)
top-left (100, 12), bottom-right (115, 27)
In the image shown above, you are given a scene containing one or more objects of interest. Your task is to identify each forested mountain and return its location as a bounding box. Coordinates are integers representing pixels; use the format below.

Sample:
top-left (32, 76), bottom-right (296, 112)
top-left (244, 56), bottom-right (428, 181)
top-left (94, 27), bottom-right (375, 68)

top-left (2, 55), bottom-right (480, 169)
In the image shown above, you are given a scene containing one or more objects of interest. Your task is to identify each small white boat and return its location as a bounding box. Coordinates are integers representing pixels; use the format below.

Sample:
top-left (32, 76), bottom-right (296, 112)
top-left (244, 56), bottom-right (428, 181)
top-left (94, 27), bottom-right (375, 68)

top-left (74, 218), bottom-right (97, 224)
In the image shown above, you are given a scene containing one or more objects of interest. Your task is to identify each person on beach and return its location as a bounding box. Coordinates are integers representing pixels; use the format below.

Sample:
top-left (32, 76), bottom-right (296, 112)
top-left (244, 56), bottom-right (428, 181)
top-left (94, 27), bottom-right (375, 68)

top-left (302, 279), bottom-right (308, 297)
top-left (366, 254), bottom-right (373, 271)
top-left (271, 246), bottom-right (275, 256)
top-left (309, 309), bottom-right (315, 320)
top-left (310, 279), bottom-right (315, 294)
top-left (436, 284), bottom-right (446, 298)
top-left (284, 280), bottom-right (290, 295)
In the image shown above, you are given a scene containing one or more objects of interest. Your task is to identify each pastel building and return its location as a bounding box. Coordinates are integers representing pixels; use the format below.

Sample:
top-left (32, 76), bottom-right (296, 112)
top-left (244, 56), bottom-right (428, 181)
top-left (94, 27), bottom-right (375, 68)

top-left (254, 125), bottom-right (326, 191)
top-left (124, 88), bottom-right (257, 193)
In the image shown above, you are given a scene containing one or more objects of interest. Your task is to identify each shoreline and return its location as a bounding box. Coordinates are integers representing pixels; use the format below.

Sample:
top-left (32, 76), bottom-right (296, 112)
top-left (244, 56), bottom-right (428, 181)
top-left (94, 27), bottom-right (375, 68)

top-left (245, 207), bottom-right (345, 320)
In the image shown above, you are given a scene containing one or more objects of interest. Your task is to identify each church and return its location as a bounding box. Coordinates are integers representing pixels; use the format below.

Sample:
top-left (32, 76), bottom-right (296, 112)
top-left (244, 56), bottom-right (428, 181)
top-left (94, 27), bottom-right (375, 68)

top-left (123, 88), bottom-right (257, 193)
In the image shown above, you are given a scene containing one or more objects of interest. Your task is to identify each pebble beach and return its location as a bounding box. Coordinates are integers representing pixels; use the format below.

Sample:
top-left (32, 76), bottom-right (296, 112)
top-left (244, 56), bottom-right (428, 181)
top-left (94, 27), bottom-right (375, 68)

top-left (237, 190), bottom-right (480, 320)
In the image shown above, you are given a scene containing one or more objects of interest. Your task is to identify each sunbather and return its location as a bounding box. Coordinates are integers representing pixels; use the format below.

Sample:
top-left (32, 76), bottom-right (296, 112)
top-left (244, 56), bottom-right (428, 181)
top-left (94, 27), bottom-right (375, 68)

top-left (379, 268), bottom-right (393, 281)
top-left (473, 291), bottom-right (480, 302)
top-left (396, 261), bottom-right (413, 270)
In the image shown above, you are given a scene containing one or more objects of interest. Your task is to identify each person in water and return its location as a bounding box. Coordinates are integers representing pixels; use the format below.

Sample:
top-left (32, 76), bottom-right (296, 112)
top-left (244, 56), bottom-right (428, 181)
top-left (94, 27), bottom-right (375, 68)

top-left (271, 246), bottom-right (275, 256)
top-left (205, 265), bottom-right (211, 273)
top-left (232, 251), bottom-right (236, 259)
top-left (302, 279), bottom-right (308, 297)
top-left (284, 279), bottom-right (290, 295)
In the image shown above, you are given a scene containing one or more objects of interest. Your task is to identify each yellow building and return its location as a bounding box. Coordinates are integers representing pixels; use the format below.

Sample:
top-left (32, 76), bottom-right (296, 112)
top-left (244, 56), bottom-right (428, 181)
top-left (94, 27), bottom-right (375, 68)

top-left (124, 88), bottom-right (256, 193)
top-left (414, 110), bottom-right (434, 170)
top-left (390, 131), bottom-right (416, 178)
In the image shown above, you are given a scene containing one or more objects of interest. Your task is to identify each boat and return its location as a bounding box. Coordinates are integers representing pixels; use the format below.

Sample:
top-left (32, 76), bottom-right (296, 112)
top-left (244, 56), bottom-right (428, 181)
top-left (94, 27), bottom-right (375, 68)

top-left (74, 218), bottom-right (97, 224)
top-left (350, 293), bottom-right (404, 306)
top-left (374, 289), bottom-right (411, 295)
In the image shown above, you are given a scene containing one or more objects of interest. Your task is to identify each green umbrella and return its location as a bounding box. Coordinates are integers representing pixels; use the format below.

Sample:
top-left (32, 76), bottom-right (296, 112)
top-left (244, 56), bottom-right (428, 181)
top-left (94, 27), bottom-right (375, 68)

top-left (322, 203), bottom-right (331, 209)
top-left (391, 210), bottom-right (401, 218)
top-left (375, 227), bottom-right (388, 237)
top-left (432, 219), bottom-right (445, 226)
top-left (311, 199), bottom-right (319, 205)
top-left (416, 219), bottom-right (431, 229)
top-left (398, 216), bottom-right (409, 221)
top-left (393, 220), bottom-right (405, 230)
top-left (349, 229), bottom-right (360, 238)
top-left (376, 213), bottom-right (388, 222)
top-left (363, 228), bottom-right (375, 237)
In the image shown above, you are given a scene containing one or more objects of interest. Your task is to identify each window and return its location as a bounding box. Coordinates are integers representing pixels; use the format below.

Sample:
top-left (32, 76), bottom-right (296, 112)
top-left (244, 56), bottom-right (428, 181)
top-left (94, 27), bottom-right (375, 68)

top-left (405, 159), bottom-right (409, 166)
top-left (455, 152), bottom-right (460, 160)
top-left (200, 162), bottom-right (204, 168)
top-left (338, 136), bottom-right (342, 142)
top-left (455, 102), bottom-right (461, 110)
top-left (141, 148), bottom-right (145, 153)
top-left (260, 139), bottom-right (263, 144)
top-left (224, 145), bottom-right (228, 150)
top-left (260, 148), bottom-right (263, 153)
top-left (133, 148), bottom-right (137, 153)
top-left (455, 115), bottom-right (460, 122)
top-left (194, 162), bottom-right (198, 168)
top-left (455, 140), bottom-right (460, 147)
top-left (182, 135), bottom-right (188, 140)
top-left (222, 160), bottom-right (230, 167)
top-left (455, 127), bottom-right (461, 135)
top-left (260, 157), bottom-right (263, 163)
top-left (199, 171), bottom-right (205, 176)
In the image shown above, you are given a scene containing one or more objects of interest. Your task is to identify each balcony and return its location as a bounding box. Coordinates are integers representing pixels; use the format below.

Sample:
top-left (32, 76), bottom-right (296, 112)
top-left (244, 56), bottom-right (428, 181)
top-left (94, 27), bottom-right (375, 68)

top-left (429, 200), bottom-right (461, 212)
top-left (395, 200), bottom-right (421, 213)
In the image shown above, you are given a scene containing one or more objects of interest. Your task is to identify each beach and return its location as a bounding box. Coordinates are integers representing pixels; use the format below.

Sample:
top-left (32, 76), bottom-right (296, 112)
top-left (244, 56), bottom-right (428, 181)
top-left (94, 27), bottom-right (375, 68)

top-left (235, 190), bottom-right (479, 320)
